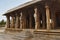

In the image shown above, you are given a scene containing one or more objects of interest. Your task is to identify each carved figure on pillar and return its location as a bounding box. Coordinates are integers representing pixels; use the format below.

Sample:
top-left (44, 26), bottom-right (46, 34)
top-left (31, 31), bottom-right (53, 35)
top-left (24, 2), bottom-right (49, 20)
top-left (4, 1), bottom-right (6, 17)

top-left (34, 7), bottom-right (40, 30)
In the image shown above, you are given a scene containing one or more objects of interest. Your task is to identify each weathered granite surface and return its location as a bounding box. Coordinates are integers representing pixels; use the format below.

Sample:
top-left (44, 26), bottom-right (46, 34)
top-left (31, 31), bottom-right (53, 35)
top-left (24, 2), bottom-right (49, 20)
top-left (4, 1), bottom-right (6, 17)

top-left (0, 30), bottom-right (60, 40)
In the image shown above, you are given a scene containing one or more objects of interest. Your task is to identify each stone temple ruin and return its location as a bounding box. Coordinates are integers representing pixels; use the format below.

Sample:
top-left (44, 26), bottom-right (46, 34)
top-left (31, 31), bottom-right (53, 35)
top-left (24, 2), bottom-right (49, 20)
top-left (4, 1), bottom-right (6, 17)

top-left (3, 0), bottom-right (60, 33)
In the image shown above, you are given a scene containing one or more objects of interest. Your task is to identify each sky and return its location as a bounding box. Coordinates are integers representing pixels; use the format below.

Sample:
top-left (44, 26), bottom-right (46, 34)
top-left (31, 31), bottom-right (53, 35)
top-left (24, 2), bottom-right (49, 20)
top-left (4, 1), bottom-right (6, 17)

top-left (0, 0), bottom-right (32, 21)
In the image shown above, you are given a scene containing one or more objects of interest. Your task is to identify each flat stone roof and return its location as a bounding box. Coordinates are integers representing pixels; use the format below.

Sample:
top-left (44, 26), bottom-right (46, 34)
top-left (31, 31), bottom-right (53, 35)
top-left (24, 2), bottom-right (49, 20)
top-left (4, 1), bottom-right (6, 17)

top-left (5, 0), bottom-right (41, 14)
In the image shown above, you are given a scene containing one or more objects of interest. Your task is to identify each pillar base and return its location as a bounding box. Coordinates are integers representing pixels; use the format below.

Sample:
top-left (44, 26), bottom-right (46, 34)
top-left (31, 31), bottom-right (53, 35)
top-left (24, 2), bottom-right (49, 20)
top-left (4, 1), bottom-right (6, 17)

top-left (5, 28), bottom-right (23, 32)
top-left (34, 29), bottom-right (60, 35)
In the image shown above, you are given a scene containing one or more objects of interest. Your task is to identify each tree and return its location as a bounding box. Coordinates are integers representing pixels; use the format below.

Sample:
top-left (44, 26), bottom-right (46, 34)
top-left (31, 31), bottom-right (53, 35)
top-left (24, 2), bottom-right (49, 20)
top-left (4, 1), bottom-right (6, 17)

top-left (0, 19), bottom-right (6, 26)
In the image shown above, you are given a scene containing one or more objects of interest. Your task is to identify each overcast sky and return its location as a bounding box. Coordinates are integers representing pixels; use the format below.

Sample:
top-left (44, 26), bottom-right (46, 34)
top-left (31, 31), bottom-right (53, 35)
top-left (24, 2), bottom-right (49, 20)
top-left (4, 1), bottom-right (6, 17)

top-left (0, 0), bottom-right (31, 21)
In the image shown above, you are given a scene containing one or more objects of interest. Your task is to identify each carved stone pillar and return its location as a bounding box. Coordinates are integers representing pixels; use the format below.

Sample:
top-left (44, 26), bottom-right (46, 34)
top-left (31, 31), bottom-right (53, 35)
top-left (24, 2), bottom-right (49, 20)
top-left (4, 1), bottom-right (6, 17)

top-left (42, 13), bottom-right (46, 29)
top-left (22, 11), bottom-right (26, 29)
top-left (15, 13), bottom-right (20, 29)
top-left (20, 12), bottom-right (23, 29)
top-left (34, 7), bottom-right (40, 30)
top-left (45, 5), bottom-right (51, 30)
top-left (11, 16), bottom-right (15, 28)
top-left (29, 14), bottom-right (32, 29)
top-left (51, 8), bottom-right (55, 29)
top-left (6, 15), bottom-right (10, 28)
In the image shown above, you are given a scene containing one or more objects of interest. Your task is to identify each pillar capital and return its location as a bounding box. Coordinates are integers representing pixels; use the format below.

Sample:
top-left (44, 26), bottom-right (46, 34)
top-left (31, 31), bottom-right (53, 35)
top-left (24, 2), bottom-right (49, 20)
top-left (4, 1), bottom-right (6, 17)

top-left (45, 2), bottom-right (49, 8)
top-left (34, 7), bottom-right (38, 13)
top-left (6, 15), bottom-right (10, 18)
top-left (45, 5), bottom-right (49, 9)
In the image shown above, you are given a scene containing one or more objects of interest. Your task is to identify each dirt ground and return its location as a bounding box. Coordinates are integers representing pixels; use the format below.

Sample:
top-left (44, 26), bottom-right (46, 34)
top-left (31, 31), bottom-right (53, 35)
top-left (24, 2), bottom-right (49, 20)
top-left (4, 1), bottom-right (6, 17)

top-left (0, 28), bottom-right (60, 40)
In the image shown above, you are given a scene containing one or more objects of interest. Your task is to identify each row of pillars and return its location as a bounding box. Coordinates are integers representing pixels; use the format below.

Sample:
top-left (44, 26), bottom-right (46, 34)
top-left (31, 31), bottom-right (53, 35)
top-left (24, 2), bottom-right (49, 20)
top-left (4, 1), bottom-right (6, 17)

top-left (6, 5), bottom-right (51, 31)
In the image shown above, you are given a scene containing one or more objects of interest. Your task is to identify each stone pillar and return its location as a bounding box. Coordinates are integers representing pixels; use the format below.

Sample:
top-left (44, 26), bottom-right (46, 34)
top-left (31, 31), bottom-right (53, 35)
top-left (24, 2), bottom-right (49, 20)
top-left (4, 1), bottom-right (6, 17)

top-left (34, 7), bottom-right (40, 30)
top-left (42, 13), bottom-right (46, 29)
top-left (20, 12), bottom-right (23, 29)
top-left (11, 16), bottom-right (15, 28)
top-left (15, 13), bottom-right (20, 29)
top-left (29, 13), bottom-right (32, 29)
top-left (22, 11), bottom-right (26, 29)
top-left (51, 9), bottom-right (55, 29)
top-left (6, 15), bottom-right (10, 28)
top-left (45, 5), bottom-right (51, 30)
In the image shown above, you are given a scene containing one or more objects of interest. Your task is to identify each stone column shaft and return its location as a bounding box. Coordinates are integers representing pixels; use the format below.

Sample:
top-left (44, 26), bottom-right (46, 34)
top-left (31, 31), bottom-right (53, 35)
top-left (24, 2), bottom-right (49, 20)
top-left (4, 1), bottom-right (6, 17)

top-left (34, 7), bottom-right (40, 30)
top-left (15, 14), bottom-right (20, 29)
top-left (20, 13), bottom-right (23, 29)
top-left (29, 14), bottom-right (32, 29)
top-left (22, 11), bottom-right (26, 29)
top-left (6, 16), bottom-right (10, 28)
top-left (23, 16), bottom-right (26, 29)
top-left (42, 13), bottom-right (46, 29)
top-left (45, 5), bottom-right (51, 30)
top-left (11, 16), bottom-right (15, 28)
top-left (51, 9), bottom-right (55, 29)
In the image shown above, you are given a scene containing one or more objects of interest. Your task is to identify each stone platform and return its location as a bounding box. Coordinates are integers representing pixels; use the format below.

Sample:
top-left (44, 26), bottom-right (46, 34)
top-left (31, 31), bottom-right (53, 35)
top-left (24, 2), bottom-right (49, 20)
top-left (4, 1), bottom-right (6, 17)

top-left (34, 29), bottom-right (60, 35)
top-left (5, 28), bottom-right (22, 32)
top-left (0, 29), bottom-right (60, 40)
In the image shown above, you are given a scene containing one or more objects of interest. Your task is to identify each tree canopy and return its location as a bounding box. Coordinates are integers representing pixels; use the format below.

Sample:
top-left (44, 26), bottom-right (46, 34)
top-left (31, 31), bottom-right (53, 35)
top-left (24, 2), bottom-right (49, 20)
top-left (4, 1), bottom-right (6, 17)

top-left (0, 19), bottom-right (6, 25)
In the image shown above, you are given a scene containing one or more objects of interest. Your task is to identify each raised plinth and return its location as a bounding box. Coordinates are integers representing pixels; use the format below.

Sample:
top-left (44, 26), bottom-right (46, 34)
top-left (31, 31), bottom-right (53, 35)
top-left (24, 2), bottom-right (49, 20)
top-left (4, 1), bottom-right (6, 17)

top-left (5, 28), bottom-right (23, 32)
top-left (34, 29), bottom-right (60, 35)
